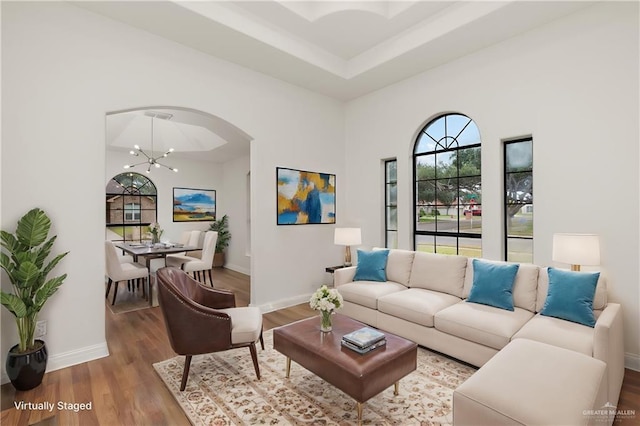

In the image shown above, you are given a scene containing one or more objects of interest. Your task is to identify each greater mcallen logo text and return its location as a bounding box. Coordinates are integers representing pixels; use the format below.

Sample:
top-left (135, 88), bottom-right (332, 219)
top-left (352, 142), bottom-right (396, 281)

top-left (583, 402), bottom-right (635, 422)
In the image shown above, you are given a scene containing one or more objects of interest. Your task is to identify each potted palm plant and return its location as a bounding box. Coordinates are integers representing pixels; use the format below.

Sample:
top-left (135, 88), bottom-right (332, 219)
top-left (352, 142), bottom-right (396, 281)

top-left (0, 208), bottom-right (69, 391)
top-left (209, 214), bottom-right (230, 267)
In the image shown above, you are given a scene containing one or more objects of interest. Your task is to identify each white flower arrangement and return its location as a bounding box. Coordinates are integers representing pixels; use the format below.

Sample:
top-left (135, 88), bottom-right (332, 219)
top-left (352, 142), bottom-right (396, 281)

top-left (309, 285), bottom-right (343, 312)
top-left (148, 222), bottom-right (163, 242)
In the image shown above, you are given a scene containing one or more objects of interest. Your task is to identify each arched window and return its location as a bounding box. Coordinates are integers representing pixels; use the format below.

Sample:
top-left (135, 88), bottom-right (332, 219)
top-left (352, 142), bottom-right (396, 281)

top-left (106, 172), bottom-right (157, 243)
top-left (413, 113), bottom-right (481, 256)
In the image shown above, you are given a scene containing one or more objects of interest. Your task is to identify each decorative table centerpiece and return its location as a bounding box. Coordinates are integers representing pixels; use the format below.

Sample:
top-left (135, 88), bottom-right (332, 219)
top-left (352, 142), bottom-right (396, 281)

top-left (309, 285), bottom-right (343, 332)
top-left (149, 222), bottom-right (163, 244)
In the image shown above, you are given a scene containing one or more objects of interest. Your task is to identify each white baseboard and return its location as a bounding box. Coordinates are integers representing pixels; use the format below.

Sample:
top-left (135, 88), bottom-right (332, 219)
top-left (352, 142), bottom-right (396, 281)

top-left (625, 352), bottom-right (640, 372)
top-left (255, 293), bottom-right (312, 313)
top-left (221, 263), bottom-right (250, 276)
top-left (1, 342), bottom-right (110, 385)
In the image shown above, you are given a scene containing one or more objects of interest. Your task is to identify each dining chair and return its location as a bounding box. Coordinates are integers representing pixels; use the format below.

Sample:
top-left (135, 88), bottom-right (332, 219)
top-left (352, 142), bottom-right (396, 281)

top-left (105, 241), bottom-right (149, 305)
top-left (118, 252), bottom-right (134, 264)
top-left (185, 230), bottom-right (204, 259)
top-left (166, 230), bottom-right (201, 263)
top-left (156, 267), bottom-right (264, 391)
top-left (166, 231), bottom-right (217, 286)
top-left (109, 239), bottom-right (138, 291)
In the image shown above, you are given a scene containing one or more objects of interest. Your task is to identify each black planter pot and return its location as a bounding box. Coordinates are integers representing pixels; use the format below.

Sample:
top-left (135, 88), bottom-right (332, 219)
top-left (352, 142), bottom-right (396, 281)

top-left (6, 340), bottom-right (48, 391)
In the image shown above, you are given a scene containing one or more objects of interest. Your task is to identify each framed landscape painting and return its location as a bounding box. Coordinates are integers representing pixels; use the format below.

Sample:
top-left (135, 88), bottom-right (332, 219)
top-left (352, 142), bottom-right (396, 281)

top-left (277, 167), bottom-right (336, 225)
top-left (173, 187), bottom-right (216, 222)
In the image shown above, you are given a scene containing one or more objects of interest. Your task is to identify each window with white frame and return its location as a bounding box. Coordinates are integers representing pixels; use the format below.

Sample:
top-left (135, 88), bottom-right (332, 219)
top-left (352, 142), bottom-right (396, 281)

top-left (124, 203), bottom-right (141, 221)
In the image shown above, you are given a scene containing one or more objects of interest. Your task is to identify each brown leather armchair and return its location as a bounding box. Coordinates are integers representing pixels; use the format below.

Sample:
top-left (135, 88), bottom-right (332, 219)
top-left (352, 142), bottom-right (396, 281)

top-left (156, 266), bottom-right (264, 391)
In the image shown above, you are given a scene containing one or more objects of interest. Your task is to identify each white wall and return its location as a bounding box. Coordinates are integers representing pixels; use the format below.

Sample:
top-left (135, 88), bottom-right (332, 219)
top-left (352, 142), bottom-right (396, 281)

top-left (1, 1), bottom-right (344, 378)
top-left (222, 155), bottom-right (251, 275)
top-left (250, 109), bottom-right (347, 311)
top-left (345, 2), bottom-right (640, 368)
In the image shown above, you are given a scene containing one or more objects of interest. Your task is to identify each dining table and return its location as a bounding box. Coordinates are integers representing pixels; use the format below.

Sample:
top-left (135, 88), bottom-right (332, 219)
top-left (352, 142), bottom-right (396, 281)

top-left (115, 242), bottom-right (198, 306)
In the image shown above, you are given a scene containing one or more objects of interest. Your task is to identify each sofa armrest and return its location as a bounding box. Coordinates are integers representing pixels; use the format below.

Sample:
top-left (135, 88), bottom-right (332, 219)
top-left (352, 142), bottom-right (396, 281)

top-left (334, 266), bottom-right (357, 287)
top-left (593, 302), bottom-right (624, 406)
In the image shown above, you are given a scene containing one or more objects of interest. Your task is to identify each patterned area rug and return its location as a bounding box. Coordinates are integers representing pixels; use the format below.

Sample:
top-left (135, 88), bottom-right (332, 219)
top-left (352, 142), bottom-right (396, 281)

top-left (153, 330), bottom-right (476, 425)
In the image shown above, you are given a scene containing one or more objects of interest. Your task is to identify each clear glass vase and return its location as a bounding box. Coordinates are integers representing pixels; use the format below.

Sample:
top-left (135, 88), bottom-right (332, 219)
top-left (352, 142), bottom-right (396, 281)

top-left (320, 310), bottom-right (332, 332)
top-left (151, 230), bottom-right (162, 244)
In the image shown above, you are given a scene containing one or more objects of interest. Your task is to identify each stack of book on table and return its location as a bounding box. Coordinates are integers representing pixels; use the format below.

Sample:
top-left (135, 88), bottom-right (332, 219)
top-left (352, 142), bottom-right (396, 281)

top-left (341, 327), bottom-right (386, 354)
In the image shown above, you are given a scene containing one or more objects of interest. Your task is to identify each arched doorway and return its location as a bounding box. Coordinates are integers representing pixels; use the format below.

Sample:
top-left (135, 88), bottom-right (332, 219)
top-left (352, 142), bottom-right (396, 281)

top-left (105, 105), bottom-right (253, 256)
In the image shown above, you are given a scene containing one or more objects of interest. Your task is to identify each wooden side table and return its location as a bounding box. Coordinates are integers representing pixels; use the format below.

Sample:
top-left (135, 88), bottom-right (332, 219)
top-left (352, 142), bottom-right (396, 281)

top-left (325, 265), bottom-right (349, 274)
top-left (325, 265), bottom-right (350, 286)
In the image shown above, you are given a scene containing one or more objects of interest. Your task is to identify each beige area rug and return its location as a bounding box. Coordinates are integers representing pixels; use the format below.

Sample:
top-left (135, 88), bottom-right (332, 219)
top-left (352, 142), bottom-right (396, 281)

top-left (105, 282), bottom-right (151, 314)
top-left (153, 330), bottom-right (476, 425)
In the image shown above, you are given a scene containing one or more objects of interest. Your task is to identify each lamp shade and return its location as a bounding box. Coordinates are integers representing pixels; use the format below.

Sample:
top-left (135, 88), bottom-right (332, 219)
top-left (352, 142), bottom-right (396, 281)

top-left (552, 233), bottom-right (600, 266)
top-left (334, 228), bottom-right (361, 246)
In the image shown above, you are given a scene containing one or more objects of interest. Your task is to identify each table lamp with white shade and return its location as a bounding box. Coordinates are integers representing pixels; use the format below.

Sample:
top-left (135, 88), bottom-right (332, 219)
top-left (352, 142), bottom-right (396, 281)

top-left (552, 233), bottom-right (600, 271)
top-left (334, 228), bottom-right (361, 266)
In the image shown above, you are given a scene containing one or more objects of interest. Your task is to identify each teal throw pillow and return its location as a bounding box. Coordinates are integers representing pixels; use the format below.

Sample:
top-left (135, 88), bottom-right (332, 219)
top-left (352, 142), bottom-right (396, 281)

top-left (353, 249), bottom-right (389, 282)
top-left (540, 267), bottom-right (600, 327)
top-left (467, 259), bottom-right (520, 311)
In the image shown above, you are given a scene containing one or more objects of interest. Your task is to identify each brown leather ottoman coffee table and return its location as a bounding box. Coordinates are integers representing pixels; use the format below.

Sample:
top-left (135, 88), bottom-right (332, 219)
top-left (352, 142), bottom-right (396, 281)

top-left (273, 313), bottom-right (417, 424)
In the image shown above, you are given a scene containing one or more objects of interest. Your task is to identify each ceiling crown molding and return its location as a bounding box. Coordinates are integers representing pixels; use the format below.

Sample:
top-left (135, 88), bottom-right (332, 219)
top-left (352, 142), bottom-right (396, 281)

top-left (75, 0), bottom-right (597, 100)
top-left (276, 0), bottom-right (419, 22)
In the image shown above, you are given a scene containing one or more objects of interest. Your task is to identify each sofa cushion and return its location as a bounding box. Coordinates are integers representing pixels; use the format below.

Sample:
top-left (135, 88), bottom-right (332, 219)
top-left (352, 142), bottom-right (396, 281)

top-left (540, 267), bottom-right (600, 327)
top-left (374, 248), bottom-right (414, 286)
top-left (353, 249), bottom-right (389, 282)
top-left (453, 339), bottom-right (607, 426)
top-left (467, 259), bottom-right (519, 311)
top-left (337, 281), bottom-right (407, 310)
top-left (536, 267), bottom-right (607, 312)
top-left (377, 288), bottom-right (461, 327)
top-left (218, 307), bottom-right (263, 344)
top-left (408, 252), bottom-right (468, 298)
top-left (434, 301), bottom-right (534, 350)
top-left (512, 314), bottom-right (595, 356)
top-left (463, 259), bottom-right (539, 312)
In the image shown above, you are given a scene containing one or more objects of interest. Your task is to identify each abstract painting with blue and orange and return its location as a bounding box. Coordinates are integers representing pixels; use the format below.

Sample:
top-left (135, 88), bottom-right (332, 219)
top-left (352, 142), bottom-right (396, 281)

top-left (277, 167), bottom-right (336, 225)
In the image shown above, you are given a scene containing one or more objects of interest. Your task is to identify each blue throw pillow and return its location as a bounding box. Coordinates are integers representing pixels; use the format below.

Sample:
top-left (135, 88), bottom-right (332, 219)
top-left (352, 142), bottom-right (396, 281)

top-left (540, 267), bottom-right (600, 327)
top-left (353, 249), bottom-right (389, 282)
top-left (467, 259), bottom-right (520, 311)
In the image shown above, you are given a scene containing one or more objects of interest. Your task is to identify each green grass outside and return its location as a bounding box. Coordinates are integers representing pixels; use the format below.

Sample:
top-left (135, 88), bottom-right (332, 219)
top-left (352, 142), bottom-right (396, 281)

top-left (418, 216), bottom-right (436, 222)
top-left (418, 217), bottom-right (482, 231)
top-left (110, 227), bottom-right (125, 237)
top-left (107, 226), bottom-right (144, 241)
top-left (508, 213), bottom-right (533, 237)
top-left (417, 244), bottom-right (533, 263)
top-left (416, 244), bottom-right (482, 258)
top-left (507, 251), bottom-right (534, 263)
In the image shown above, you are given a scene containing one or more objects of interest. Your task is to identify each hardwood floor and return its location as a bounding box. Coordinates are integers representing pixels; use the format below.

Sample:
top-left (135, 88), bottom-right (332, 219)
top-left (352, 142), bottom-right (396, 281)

top-left (1, 268), bottom-right (638, 425)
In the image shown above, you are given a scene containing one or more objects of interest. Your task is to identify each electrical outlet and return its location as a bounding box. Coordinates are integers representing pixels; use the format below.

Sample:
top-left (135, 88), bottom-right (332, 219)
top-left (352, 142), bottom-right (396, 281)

top-left (35, 320), bottom-right (47, 338)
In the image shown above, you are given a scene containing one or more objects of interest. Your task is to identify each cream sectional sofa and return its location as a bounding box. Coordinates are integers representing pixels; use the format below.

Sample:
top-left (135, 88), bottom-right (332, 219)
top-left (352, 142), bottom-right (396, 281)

top-left (334, 249), bottom-right (625, 409)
